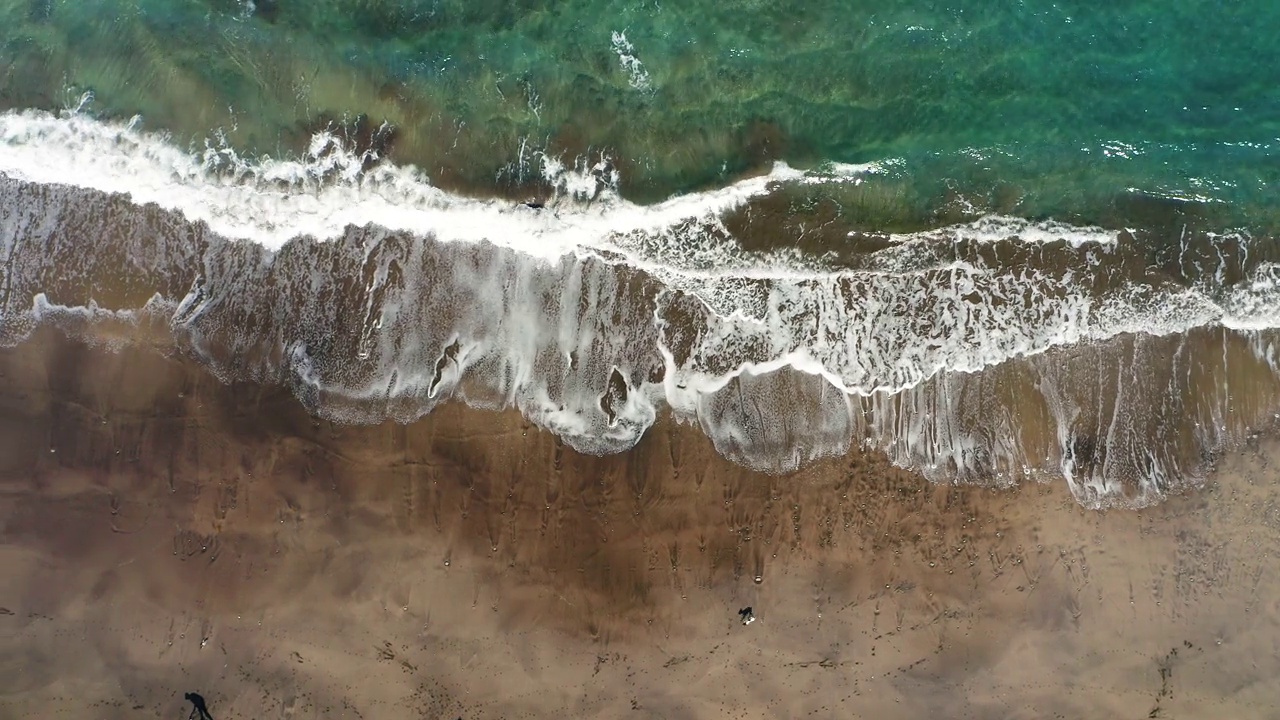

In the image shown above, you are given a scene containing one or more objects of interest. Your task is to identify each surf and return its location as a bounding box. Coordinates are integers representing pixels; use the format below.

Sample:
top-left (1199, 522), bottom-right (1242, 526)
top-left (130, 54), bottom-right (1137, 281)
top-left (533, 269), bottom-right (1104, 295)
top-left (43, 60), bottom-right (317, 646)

top-left (2, 109), bottom-right (1279, 508)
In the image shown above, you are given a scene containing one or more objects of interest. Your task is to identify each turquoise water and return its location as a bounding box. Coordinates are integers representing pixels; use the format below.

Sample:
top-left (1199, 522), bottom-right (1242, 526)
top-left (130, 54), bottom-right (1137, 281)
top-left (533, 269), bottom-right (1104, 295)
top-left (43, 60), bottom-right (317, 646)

top-left (3, 0), bottom-right (1278, 225)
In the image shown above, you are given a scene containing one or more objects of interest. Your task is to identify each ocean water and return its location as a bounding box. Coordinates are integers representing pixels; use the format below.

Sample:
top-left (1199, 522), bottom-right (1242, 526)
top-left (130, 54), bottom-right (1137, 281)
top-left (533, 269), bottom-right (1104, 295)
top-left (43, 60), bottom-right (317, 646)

top-left (2, 0), bottom-right (1280, 506)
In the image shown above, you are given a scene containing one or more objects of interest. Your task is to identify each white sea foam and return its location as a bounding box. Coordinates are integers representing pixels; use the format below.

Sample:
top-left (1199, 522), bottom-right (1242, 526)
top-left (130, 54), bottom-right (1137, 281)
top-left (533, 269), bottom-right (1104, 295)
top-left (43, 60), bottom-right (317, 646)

top-left (0, 108), bottom-right (810, 256)
top-left (2, 109), bottom-right (1280, 506)
top-left (610, 31), bottom-right (652, 91)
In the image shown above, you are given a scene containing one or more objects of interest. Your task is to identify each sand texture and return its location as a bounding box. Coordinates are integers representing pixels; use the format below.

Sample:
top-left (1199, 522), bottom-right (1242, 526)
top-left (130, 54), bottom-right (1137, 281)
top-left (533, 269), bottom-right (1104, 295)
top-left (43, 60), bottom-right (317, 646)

top-left (4, 330), bottom-right (1280, 719)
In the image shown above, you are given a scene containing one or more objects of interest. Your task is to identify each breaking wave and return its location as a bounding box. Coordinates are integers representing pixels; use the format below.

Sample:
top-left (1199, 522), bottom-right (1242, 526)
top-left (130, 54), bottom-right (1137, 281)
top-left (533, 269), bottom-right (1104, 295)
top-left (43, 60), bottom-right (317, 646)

top-left (2, 108), bottom-right (1279, 507)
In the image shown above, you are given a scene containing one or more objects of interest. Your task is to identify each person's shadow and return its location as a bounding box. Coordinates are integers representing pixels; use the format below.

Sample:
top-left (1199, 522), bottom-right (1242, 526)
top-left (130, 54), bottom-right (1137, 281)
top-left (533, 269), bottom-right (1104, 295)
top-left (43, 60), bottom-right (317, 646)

top-left (184, 692), bottom-right (213, 720)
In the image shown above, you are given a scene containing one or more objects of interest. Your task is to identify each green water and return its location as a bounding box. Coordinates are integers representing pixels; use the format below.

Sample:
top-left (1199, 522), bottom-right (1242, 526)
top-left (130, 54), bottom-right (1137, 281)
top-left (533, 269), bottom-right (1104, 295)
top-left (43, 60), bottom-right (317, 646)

top-left (2, 0), bottom-right (1278, 227)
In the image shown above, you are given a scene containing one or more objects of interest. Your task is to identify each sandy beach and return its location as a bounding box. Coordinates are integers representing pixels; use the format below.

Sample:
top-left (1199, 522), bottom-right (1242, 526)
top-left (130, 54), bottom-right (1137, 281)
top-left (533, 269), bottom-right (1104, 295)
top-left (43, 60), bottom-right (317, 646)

top-left (3, 329), bottom-right (1280, 719)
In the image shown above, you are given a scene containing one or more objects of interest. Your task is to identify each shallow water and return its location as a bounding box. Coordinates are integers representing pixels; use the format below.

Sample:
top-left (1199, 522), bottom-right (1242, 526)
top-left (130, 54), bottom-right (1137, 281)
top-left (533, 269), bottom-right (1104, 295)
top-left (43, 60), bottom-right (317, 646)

top-left (5, 0), bottom-right (1280, 212)
top-left (2, 4), bottom-right (1280, 497)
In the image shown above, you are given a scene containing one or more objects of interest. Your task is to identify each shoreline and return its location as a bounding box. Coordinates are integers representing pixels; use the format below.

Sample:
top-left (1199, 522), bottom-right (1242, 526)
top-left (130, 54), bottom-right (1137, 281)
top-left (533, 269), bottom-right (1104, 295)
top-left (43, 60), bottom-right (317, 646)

top-left (2, 164), bottom-right (1279, 504)
top-left (4, 331), bottom-right (1280, 717)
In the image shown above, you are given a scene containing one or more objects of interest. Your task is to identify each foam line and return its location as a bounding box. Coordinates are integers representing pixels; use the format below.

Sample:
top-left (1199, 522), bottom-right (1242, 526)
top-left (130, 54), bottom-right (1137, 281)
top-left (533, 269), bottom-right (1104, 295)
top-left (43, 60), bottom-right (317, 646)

top-left (4, 109), bottom-right (1280, 507)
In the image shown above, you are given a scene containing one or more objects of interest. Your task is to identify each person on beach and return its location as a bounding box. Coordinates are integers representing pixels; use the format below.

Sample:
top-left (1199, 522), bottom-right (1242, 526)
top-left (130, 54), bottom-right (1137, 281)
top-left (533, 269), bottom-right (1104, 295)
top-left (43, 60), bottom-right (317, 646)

top-left (184, 692), bottom-right (213, 720)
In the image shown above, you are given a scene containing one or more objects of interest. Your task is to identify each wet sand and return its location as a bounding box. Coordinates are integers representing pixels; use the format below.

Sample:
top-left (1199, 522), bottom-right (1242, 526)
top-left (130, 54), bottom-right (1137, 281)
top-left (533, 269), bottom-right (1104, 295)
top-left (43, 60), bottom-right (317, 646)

top-left (3, 329), bottom-right (1280, 719)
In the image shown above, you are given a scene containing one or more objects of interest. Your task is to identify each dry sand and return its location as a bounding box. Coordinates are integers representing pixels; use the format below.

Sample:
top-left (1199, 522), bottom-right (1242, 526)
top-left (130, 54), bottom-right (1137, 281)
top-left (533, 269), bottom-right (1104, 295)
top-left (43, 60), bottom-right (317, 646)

top-left (3, 330), bottom-right (1280, 719)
